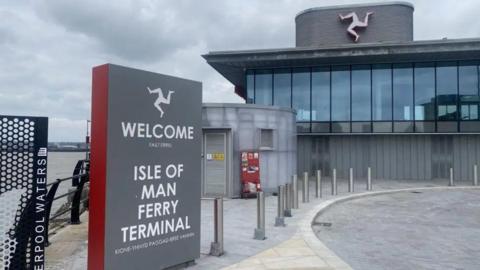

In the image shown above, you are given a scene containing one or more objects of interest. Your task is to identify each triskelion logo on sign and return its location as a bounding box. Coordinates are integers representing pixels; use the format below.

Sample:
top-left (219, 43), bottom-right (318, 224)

top-left (147, 87), bottom-right (175, 118)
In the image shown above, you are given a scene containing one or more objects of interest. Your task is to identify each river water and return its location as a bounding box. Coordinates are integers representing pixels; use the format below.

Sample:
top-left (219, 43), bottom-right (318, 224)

top-left (47, 152), bottom-right (87, 182)
top-left (47, 152), bottom-right (87, 216)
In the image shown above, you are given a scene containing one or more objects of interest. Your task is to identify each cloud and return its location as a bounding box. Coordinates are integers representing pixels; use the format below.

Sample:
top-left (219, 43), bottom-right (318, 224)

top-left (0, 0), bottom-right (479, 141)
top-left (49, 117), bottom-right (88, 143)
top-left (34, 0), bottom-right (195, 62)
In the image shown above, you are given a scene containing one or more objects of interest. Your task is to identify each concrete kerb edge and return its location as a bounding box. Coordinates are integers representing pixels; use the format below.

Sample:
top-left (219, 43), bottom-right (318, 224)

top-left (296, 185), bottom-right (480, 270)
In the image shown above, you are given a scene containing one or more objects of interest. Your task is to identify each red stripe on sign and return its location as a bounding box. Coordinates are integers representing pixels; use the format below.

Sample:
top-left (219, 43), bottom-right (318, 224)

top-left (88, 64), bottom-right (109, 270)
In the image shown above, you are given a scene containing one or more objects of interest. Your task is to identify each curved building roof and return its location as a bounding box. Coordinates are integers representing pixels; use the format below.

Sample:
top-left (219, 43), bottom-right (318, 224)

top-left (295, 1), bottom-right (414, 19)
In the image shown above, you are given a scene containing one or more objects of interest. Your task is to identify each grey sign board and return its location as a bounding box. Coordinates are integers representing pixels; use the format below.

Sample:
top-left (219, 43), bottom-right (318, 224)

top-left (90, 64), bottom-right (202, 270)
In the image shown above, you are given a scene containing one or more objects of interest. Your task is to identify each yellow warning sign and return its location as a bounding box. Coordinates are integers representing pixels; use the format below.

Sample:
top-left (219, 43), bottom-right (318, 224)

top-left (212, 152), bottom-right (225, 161)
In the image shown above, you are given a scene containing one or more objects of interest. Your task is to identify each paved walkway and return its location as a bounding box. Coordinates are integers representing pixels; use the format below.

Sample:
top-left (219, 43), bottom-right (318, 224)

top-left (222, 237), bottom-right (344, 270)
top-left (313, 189), bottom-right (480, 270)
top-left (46, 215), bottom-right (88, 270)
top-left (44, 179), bottom-right (478, 269)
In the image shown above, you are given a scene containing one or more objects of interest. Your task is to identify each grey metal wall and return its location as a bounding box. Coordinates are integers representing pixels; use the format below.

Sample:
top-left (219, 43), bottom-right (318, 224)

top-left (203, 103), bottom-right (297, 197)
top-left (203, 132), bottom-right (228, 196)
top-left (296, 2), bottom-right (414, 47)
top-left (298, 134), bottom-right (480, 181)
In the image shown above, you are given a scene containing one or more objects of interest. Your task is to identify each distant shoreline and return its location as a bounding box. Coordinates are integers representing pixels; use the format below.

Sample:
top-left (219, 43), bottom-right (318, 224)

top-left (48, 149), bottom-right (88, 153)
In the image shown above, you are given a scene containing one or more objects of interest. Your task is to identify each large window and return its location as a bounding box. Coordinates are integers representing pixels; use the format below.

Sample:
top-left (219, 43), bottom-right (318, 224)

top-left (312, 67), bottom-right (330, 121)
top-left (246, 70), bottom-right (254, 104)
top-left (351, 65), bottom-right (371, 121)
top-left (331, 66), bottom-right (350, 121)
top-left (255, 70), bottom-right (272, 105)
top-left (459, 62), bottom-right (480, 132)
top-left (393, 64), bottom-right (413, 121)
top-left (372, 64), bottom-right (392, 132)
top-left (414, 63), bottom-right (435, 120)
top-left (372, 64), bottom-right (392, 121)
top-left (273, 69), bottom-right (291, 108)
top-left (414, 63), bottom-right (436, 132)
top-left (393, 64), bottom-right (413, 132)
top-left (292, 68), bottom-right (311, 121)
top-left (436, 62), bottom-right (458, 121)
top-left (436, 62), bottom-right (458, 132)
top-left (459, 62), bottom-right (479, 120)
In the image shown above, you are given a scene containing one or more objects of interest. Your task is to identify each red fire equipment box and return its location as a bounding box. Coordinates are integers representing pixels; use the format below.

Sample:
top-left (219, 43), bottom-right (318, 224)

top-left (240, 151), bottom-right (261, 198)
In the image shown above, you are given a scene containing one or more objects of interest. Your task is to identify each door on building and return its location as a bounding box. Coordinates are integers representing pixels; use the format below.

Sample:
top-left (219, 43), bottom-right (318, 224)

top-left (203, 131), bottom-right (229, 197)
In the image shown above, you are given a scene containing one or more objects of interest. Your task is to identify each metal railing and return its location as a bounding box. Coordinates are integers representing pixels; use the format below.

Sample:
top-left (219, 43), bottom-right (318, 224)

top-left (45, 159), bottom-right (90, 245)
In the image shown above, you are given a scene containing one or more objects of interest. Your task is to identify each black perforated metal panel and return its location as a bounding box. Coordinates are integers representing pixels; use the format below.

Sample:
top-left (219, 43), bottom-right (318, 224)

top-left (0, 116), bottom-right (48, 270)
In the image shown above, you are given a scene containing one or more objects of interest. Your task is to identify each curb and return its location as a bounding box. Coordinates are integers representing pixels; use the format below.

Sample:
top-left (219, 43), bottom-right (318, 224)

top-left (296, 185), bottom-right (480, 270)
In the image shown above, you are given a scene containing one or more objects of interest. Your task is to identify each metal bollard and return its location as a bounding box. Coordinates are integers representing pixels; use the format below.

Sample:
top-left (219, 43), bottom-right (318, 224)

top-left (284, 183), bottom-right (292, 217)
top-left (316, 170), bottom-right (322, 198)
top-left (449, 167), bottom-right (454, 186)
top-left (332, 169), bottom-right (337, 195)
top-left (474, 165), bottom-right (478, 186)
top-left (210, 198), bottom-right (224, 256)
top-left (303, 172), bottom-right (309, 203)
top-left (348, 168), bottom-right (354, 193)
top-left (367, 167), bottom-right (372, 191)
top-left (275, 185), bottom-right (286, 226)
top-left (254, 192), bottom-right (266, 240)
top-left (292, 174), bottom-right (299, 209)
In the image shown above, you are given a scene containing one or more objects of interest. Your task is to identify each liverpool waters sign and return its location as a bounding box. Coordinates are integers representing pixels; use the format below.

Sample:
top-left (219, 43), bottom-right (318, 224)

top-left (0, 115), bottom-right (48, 270)
top-left (89, 64), bottom-right (202, 270)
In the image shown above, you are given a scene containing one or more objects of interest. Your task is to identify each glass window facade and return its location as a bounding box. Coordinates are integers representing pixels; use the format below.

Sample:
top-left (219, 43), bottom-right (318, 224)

top-left (372, 64), bottom-right (392, 121)
top-left (351, 65), bottom-right (371, 121)
top-left (393, 64), bottom-right (413, 121)
top-left (312, 67), bottom-right (330, 122)
top-left (459, 62), bottom-right (479, 120)
top-left (254, 70), bottom-right (272, 106)
top-left (414, 63), bottom-right (435, 120)
top-left (331, 66), bottom-right (350, 121)
top-left (372, 64), bottom-right (392, 132)
top-left (436, 62), bottom-right (458, 121)
top-left (246, 61), bottom-right (480, 133)
top-left (246, 70), bottom-right (254, 104)
top-left (459, 62), bottom-right (480, 132)
top-left (273, 69), bottom-right (291, 108)
top-left (292, 68), bottom-right (311, 121)
top-left (413, 63), bottom-right (436, 132)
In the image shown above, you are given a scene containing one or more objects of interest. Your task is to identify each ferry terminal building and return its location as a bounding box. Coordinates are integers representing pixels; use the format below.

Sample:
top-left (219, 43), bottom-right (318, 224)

top-left (201, 2), bottom-right (480, 197)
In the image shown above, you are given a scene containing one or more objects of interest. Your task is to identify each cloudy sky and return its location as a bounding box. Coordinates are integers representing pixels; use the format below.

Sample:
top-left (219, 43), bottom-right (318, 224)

top-left (1, 0), bottom-right (479, 141)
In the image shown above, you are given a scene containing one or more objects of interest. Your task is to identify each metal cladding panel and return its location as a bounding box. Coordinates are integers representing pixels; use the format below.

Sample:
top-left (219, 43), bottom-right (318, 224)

top-left (454, 135), bottom-right (480, 181)
top-left (298, 134), bottom-right (480, 182)
top-left (204, 133), bottom-right (227, 196)
top-left (296, 3), bottom-right (413, 47)
top-left (202, 104), bottom-right (296, 196)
